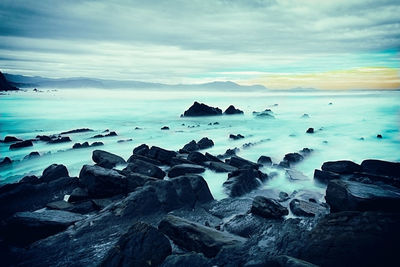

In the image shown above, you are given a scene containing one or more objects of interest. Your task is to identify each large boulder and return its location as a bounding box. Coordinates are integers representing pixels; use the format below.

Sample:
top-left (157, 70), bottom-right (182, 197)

top-left (224, 169), bottom-right (267, 197)
top-left (361, 159), bottom-right (400, 178)
top-left (79, 165), bottom-right (126, 197)
top-left (181, 140), bottom-right (199, 153)
top-left (132, 143), bottom-right (150, 156)
top-left (158, 215), bottom-right (246, 258)
top-left (122, 159), bottom-right (165, 179)
top-left (197, 137), bottom-right (214, 149)
top-left (187, 151), bottom-right (208, 165)
top-left (92, 150), bottom-right (126, 168)
top-left (168, 164), bottom-right (205, 178)
top-left (325, 179), bottom-right (400, 212)
top-left (9, 140), bottom-right (33, 149)
top-left (183, 101), bottom-right (222, 117)
top-left (225, 156), bottom-right (259, 169)
top-left (224, 105), bottom-right (244, 115)
top-left (101, 222), bottom-right (171, 267)
top-left (251, 196), bottom-right (288, 219)
top-left (313, 169), bottom-right (340, 184)
top-left (41, 164), bottom-right (69, 182)
top-left (147, 146), bottom-right (177, 165)
top-left (322, 160), bottom-right (361, 174)
top-left (257, 156), bottom-right (272, 166)
top-left (170, 175), bottom-right (214, 206)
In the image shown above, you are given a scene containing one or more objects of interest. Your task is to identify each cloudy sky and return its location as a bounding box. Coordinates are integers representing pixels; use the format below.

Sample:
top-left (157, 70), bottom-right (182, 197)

top-left (0, 0), bottom-right (399, 89)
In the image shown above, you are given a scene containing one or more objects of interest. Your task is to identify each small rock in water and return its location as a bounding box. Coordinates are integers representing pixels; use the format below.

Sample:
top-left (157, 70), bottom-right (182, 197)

top-left (197, 137), bottom-right (214, 149)
top-left (306, 128), bottom-right (314, 134)
top-left (301, 114), bottom-right (310, 118)
top-left (117, 138), bottom-right (133, 143)
top-left (60, 128), bottom-right (93, 134)
top-left (257, 155), bottom-right (272, 166)
top-left (224, 105), bottom-right (244, 115)
top-left (0, 157), bottom-right (12, 166)
top-left (48, 136), bottom-right (71, 144)
top-left (3, 136), bottom-right (22, 143)
top-left (377, 134), bottom-right (382, 139)
top-left (90, 141), bottom-right (104, 147)
top-left (9, 140), bottom-right (33, 150)
top-left (183, 101), bottom-right (222, 117)
top-left (161, 126), bottom-right (170, 130)
top-left (229, 134), bottom-right (245, 140)
top-left (24, 151), bottom-right (40, 160)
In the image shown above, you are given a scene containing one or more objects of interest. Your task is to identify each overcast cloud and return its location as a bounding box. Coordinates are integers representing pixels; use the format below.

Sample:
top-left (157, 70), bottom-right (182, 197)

top-left (0, 0), bottom-right (399, 88)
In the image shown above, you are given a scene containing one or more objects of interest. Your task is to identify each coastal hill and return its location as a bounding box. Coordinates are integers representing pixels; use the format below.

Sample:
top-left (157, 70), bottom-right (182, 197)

top-left (0, 71), bottom-right (19, 91)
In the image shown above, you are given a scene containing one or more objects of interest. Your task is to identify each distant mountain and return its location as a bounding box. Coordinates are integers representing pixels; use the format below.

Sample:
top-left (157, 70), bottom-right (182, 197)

top-left (4, 73), bottom-right (267, 91)
top-left (0, 71), bottom-right (19, 91)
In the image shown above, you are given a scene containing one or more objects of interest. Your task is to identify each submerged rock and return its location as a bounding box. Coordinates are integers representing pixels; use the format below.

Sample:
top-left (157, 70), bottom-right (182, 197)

top-left (251, 196), bottom-right (288, 219)
top-left (224, 105), bottom-right (244, 115)
top-left (48, 136), bottom-right (71, 144)
top-left (92, 149), bottom-right (126, 169)
top-left (183, 101), bottom-right (222, 117)
top-left (9, 140), bottom-right (33, 149)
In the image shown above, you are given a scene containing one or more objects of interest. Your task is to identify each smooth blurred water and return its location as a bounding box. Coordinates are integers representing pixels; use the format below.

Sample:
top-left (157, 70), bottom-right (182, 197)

top-left (1, 89), bottom-right (399, 200)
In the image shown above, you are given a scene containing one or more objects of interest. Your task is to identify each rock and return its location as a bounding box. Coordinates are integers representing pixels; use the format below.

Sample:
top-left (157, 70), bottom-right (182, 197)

top-left (161, 253), bottom-right (210, 267)
top-left (127, 153), bottom-right (162, 166)
top-left (251, 196), bottom-right (288, 219)
top-left (147, 146), bottom-right (177, 165)
top-left (92, 149), bottom-right (126, 169)
top-left (223, 213), bottom-right (266, 238)
top-left (41, 164), bottom-right (69, 182)
top-left (170, 157), bottom-right (195, 166)
top-left (101, 222), bottom-right (171, 267)
top-left (158, 215), bottom-right (246, 258)
top-left (262, 255), bottom-right (318, 267)
top-left (257, 156), bottom-right (272, 166)
top-left (168, 164), bottom-right (205, 178)
top-left (361, 159), bottom-right (400, 178)
top-left (48, 136), bottom-right (71, 144)
top-left (377, 134), bottom-right (382, 138)
top-left (0, 71), bottom-right (19, 91)
top-left (306, 128), bottom-right (314, 133)
top-left (91, 141), bottom-right (104, 147)
top-left (3, 136), bottom-right (22, 143)
top-left (161, 126), bottom-right (170, 130)
top-left (325, 179), bottom-right (400, 212)
top-left (47, 200), bottom-right (95, 214)
top-left (299, 211), bottom-right (400, 267)
top-left (217, 148), bottom-right (239, 159)
top-left (197, 137), bottom-right (214, 149)
top-left (79, 165), bottom-right (126, 197)
top-left (229, 134), bottom-right (245, 140)
top-left (68, 187), bottom-right (89, 202)
top-left (283, 153), bottom-right (304, 164)
top-left (60, 128), bottom-right (93, 134)
top-left (183, 101), bottom-right (222, 117)
top-left (181, 140), bottom-right (199, 153)
top-left (122, 159), bottom-right (165, 179)
top-left (169, 175), bottom-right (214, 205)
top-left (0, 157), bottom-right (12, 166)
top-left (289, 199), bottom-right (327, 217)
top-left (279, 192), bottom-right (290, 202)
top-left (321, 160), bottom-right (361, 174)
top-left (225, 156), bottom-right (259, 169)
top-left (205, 152), bottom-right (223, 163)
top-left (9, 140), bottom-right (33, 149)
top-left (36, 135), bottom-right (52, 141)
top-left (301, 114), bottom-right (310, 118)
top-left (208, 161), bottom-right (238, 173)
top-left (19, 175), bottom-right (39, 184)
top-left (207, 198), bottom-right (253, 219)
top-left (92, 131), bottom-right (117, 138)
top-left (253, 109), bottom-right (275, 118)
top-left (133, 143), bottom-right (150, 155)
top-left (314, 169), bottom-right (341, 183)
top-left (117, 139), bottom-right (133, 143)
top-left (72, 142), bottom-right (89, 149)
top-left (224, 105), bottom-right (244, 115)
top-left (286, 169), bottom-right (309, 181)
top-left (187, 151), bottom-right (208, 165)
top-left (1, 209), bottom-right (85, 246)
top-left (23, 151), bottom-right (40, 160)
top-left (224, 169), bottom-right (267, 197)
top-left (300, 147), bottom-right (313, 155)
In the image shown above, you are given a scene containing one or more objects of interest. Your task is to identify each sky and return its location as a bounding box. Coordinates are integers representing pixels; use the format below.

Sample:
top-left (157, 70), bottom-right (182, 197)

top-left (0, 0), bottom-right (399, 89)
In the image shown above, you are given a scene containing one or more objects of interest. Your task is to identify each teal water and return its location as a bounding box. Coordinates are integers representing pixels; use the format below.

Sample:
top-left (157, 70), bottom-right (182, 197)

top-left (1, 89), bottom-right (399, 200)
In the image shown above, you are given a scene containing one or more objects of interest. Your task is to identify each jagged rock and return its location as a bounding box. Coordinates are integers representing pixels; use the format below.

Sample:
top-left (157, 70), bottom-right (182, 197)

top-left (224, 169), bottom-right (267, 197)
top-left (122, 159), bottom-right (165, 179)
top-left (0, 157), bottom-right (12, 166)
top-left (361, 159), bottom-right (400, 178)
top-left (183, 101), bottom-right (222, 117)
top-left (223, 213), bottom-right (266, 238)
top-left (147, 146), bottom-right (177, 165)
top-left (48, 136), bottom-right (71, 144)
top-left (101, 222), bottom-right (171, 267)
top-left (3, 136), bottom-right (22, 143)
top-left (47, 200), bottom-right (95, 214)
top-left (133, 144), bottom-right (150, 155)
top-left (92, 150), bottom-right (126, 169)
top-left (283, 153), bottom-right (304, 164)
top-left (325, 179), bottom-right (400, 212)
top-left (229, 134), bottom-right (245, 140)
top-left (225, 156), bottom-right (259, 169)
top-left (187, 151), bottom-right (208, 165)
top-left (197, 137), bottom-right (214, 149)
top-left (72, 142), bottom-right (89, 149)
top-left (205, 152), bottom-right (223, 163)
top-left (218, 148), bottom-right (239, 159)
top-left (257, 156), bottom-right (272, 166)
top-left (9, 140), bottom-right (33, 149)
top-left (41, 164), bottom-right (69, 182)
top-left (224, 105), bottom-right (244, 115)
top-left (321, 160), bottom-right (361, 174)
top-left (79, 165), bottom-right (126, 198)
top-left (168, 164), bottom-right (205, 178)
top-left (208, 161), bottom-right (238, 173)
top-left (251, 196), bottom-right (288, 219)
top-left (169, 175), bottom-right (214, 205)
top-left (0, 71), bottom-right (19, 91)
top-left (289, 199), bottom-right (327, 217)
top-left (158, 215), bottom-right (246, 258)
top-left (91, 141), bottom-right (104, 147)
top-left (181, 140), bottom-right (199, 153)
top-left (314, 169), bottom-right (340, 183)
top-left (60, 128), bottom-right (93, 134)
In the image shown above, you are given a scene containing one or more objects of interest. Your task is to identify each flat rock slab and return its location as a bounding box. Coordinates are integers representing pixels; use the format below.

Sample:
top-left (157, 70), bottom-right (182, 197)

top-left (326, 179), bottom-right (400, 212)
top-left (207, 161), bottom-right (238, 173)
top-left (289, 199), bottom-right (328, 217)
top-left (158, 215), bottom-right (246, 258)
top-left (168, 164), bottom-right (205, 178)
top-left (251, 196), bottom-right (288, 219)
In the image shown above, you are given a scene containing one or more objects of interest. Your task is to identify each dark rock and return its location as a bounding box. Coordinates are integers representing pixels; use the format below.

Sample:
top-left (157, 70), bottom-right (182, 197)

top-left (223, 213), bottom-right (266, 238)
top-left (187, 151), bottom-right (208, 165)
top-left (79, 165), bottom-right (126, 197)
top-left (101, 222), bottom-right (171, 267)
top-left (306, 128), bottom-right (314, 133)
top-left (9, 140), bottom-right (33, 149)
top-left (300, 147), bottom-right (313, 155)
top-left (208, 161), bottom-right (238, 173)
top-left (92, 149), bottom-right (126, 169)
top-left (161, 126), bottom-right (170, 130)
top-left (41, 164), bottom-right (69, 182)
top-left (197, 137), bottom-right (214, 149)
top-left (181, 140), bottom-right (199, 152)
top-left (68, 187), bottom-right (89, 202)
top-left (47, 200), bottom-right (95, 214)
top-left (279, 192), bottom-right (290, 202)
top-left (170, 175), bottom-right (214, 205)
top-left (183, 101), bottom-right (222, 117)
top-left (161, 253), bottom-right (210, 267)
top-left (158, 215), bottom-right (246, 258)
top-left (19, 175), bottom-right (39, 184)
top-left (0, 71), bottom-right (19, 91)
top-left (117, 139), bottom-right (133, 143)
top-left (72, 142), bottom-right (89, 149)
top-left (60, 128), bottom-right (93, 134)
top-left (133, 143), bottom-right (150, 156)
top-left (251, 196), bottom-right (288, 219)
top-left (301, 114), bottom-right (310, 118)
top-left (126, 173), bottom-right (158, 192)
top-left (321, 160), bottom-right (361, 174)
top-left (262, 255), bottom-right (318, 267)
top-left (257, 155), bottom-right (272, 166)
top-left (224, 105), bottom-right (244, 115)
top-left (1, 209), bottom-right (85, 246)
top-left (90, 141), bottom-right (104, 147)
top-left (218, 148), bottom-right (239, 159)
top-left (225, 156), bottom-right (259, 169)
top-left (127, 153), bottom-right (162, 166)
top-left (3, 136), bottom-right (22, 143)
top-left (253, 109), bottom-right (275, 118)
top-left (224, 169), bottom-right (267, 197)
top-left (325, 179), bottom-right (400, 212)
top-left (205, 152), bottom-right (223, 163)
top-left (122, 159), bottom-right (165, 179)
top-left (92, 131), bottom-right (117, 138)
top-left (361, 159), bottom-right (400, 178)
top-left (36, 135), bottom-right (52, 141)
top-left (377, 134), bottom-right (382, 138)
top-left (147, 146), bottom-right (177, 164)
top-left (0, 157), bottom-right (12, 166)
top-left (314, 169), bottom-right (340, 183)
top-left (283, 153), bottom-right (304, 164)
top-left (229, 133), bottom-right (245, 140)
top-left (170, 157), bottom-right (194, 166)
top-left (107, 131), bottom-right (117, 136)
top-left (289, 199), bottom-right (327, 217)
top-left (207, 197), bottom-right (253, 219)
top-left (23, 151), bottom-right (40, 160)
top-left (48, 136), bottom-right (71, 144)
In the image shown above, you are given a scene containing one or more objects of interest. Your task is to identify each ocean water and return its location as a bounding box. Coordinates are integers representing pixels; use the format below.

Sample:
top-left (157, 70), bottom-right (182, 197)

top-left (1, 88), bottom-right (399, 200)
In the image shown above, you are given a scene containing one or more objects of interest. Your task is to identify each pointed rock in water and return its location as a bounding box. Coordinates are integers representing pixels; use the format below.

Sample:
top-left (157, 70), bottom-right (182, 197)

top-left (257, 155), bottom-right (272, 166)
top-left (122, 159), bottom-right (165, 179)
top-left (147, 146), bottom-right (177, 165)
top-left (24, 151), bottom-right (40, 160)
top-left (101, 222), bottom-right (172, 267)
top-left (224, 105), bottom-right (244, 115)
top-left (181, 140), bottom-right (199, 153)
top-left (73, 141), bottom-right (89, 149)
top-left (41, 164), bottom-right (69, 183)
top-left (197, 137), bottom-right (214, 149)
top-left (158, 215), bottom-right (246, 258)
top-left (377, 134), bottom-right (383, 139)
top-left (0, 157), bottom-right (12, 166)
top-left (92, 149), bottom-right (126, 169)
top-left (218, 148), bottom-right (239, 159)
top-left (183, 101), bottom-right (222, 117)
top-left (229, 134), bottom-right (245, 140)
top-left (225, 156), bottom-right (259, 169)
top-left (168, 164), bottom-right (205, 178)
top-left (251, 196), bottom-right (288, 219)
top-left (3, 136), bottom-right (22, 143)
top-left (205, 152), bottom-right (223, 163)
top-left (187, 151), bottom-right (208, 165)
top-left (60, 128), bottom-right (93, 134)
top-left (9, 140), bottom-right (33, 149)
top-left (321, 160), bottom-right (361, 174)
